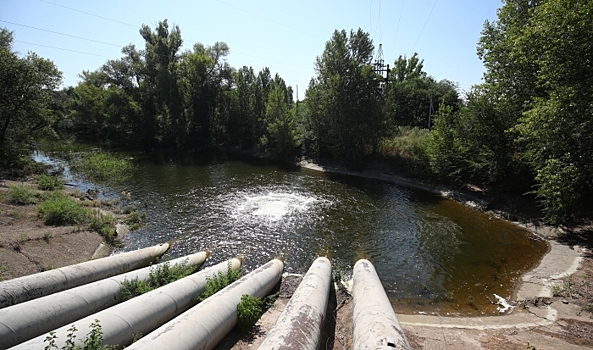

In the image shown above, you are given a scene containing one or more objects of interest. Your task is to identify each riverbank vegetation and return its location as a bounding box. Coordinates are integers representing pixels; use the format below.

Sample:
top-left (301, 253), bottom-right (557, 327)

top-left (1, 0), bottom-right (591, 225)
top-left (119, 259), bottom-right (195, 301)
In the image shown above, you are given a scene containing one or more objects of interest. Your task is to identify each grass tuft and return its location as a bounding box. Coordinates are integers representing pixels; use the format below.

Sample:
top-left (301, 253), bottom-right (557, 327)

top-left (8, 184), bottom-right (38, 205)
top-left (36, 174), bottom-right (64, 191)
top-left (88, 212), bottom-right (121, 247)
top-left (237, 294), bottom-right (263, 331)
top-left (38, 192), bottom-right (88, 226)
top-left (198, 262), bottom-right (242, 302)
top-left (73, 153), bottom-right (134, 183)
top-left (120, 260), bottom-right (195, 301)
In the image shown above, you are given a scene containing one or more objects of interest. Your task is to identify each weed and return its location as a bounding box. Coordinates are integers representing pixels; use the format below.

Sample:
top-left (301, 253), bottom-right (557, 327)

top-left (120, 260), bottom-right (195, 301)
top-left (16, 233), bottom-right (27, 245)
top-left (237, 294), bottom-right (263, 331)
top-left (198, 262), bottom-right (242, 302)
top-left (36, 174), bottom-right (64, 191)
top-left (0, 262), bottom-right (6, 281)
top-left (8, 184), bottom-right (38, 205)
top-left (124, 211), bottom-right (146, 231)
top-left (38, 192), bottom-right (88, 226)
top-left (88, 212), bottom-right (120, 246)
top-left (44, 319), bottom-right (115, 350)
top-left (43, 231), bottom-right (53, 242)
top-left (550, 276), bottom-right (580, 297)
top-left (527, 342), bottom-right (537, 350)
top-left (72, 153), bottom-right (134, 183)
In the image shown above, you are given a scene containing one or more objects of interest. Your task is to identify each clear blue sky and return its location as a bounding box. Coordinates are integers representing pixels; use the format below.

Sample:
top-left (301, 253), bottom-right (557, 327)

top-left (1, 0), bottom-right (502, 98)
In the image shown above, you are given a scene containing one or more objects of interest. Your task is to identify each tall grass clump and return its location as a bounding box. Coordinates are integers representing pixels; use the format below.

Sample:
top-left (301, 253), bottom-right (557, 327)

top-left (88, 212), bottom-right (120, 246)
top-left (36, 174), bottom-right (64, 191)
top-left (74, 153), bottom-right (134, 183)
top-left (120, 260), bottom-right (196, 301)
top-left (198, 262), bottom-right (243, 302)
top-left (38, 192), bottom-right (88, 226)
top-left (7, 184), bottom-right (38, 205)
top-left (378, 126), bottom-right (432, 177)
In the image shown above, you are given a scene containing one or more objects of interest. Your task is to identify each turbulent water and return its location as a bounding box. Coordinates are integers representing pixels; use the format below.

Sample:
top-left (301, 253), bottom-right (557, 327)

top-left (36, 151), bottom-right (548, 315)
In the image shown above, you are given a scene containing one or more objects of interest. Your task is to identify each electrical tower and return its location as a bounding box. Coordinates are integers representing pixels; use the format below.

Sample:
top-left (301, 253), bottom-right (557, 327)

top-left (373, 43), bottom-right (389, 91)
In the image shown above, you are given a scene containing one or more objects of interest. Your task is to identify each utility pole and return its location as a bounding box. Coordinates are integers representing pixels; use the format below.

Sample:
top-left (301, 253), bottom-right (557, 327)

top-left (428, 92), bottom-right (434, 129)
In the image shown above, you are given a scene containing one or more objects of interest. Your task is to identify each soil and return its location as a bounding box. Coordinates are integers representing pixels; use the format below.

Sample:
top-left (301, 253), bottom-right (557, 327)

top-left (1, 163), bottom-right (592, 349)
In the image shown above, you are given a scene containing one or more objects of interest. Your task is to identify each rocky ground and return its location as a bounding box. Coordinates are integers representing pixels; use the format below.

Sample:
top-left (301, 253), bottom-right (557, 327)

top-left (1, 170), bottom-right (592, 349)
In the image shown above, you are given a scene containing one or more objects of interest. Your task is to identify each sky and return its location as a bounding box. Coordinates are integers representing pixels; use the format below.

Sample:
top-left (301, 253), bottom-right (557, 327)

top-left (1, 0), bottom-right (503, 98)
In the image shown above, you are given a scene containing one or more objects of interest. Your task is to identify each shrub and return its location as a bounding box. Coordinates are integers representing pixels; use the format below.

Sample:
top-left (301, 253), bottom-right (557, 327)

top-left (237, 294), bottom-right (263, 331)
top-left (124, 210), bottom-right (146, 231)
top-left (36, 174), bottom-right (64, 191)
top-left (38, 193), bottom-right (88, 226)
top-left (8, 184), bottom-right (38, 205)
top-left (198, 262), bottom-right (242, 302)
top-left (120, 260), bottom-right (195, 301)
top-left (88, 212), bottom-right (120, 246)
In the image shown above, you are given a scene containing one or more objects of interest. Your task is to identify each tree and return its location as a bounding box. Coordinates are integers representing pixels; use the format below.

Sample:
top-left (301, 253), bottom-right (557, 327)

top-left (514, 0), bottom-right (593, 223)
top-left (304, 29), bottom-right (384, 169)
top-left (385, 54), bottom-right (460, 128)
top-left (0, 28), bottom-right (62, 166)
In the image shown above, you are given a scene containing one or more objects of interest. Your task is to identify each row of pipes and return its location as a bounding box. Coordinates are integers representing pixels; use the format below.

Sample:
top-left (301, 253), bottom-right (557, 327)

top-left (0, 243), bottom-right (410, 350)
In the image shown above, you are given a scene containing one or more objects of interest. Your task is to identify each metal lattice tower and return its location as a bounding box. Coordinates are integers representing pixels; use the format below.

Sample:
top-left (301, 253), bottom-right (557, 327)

top-left (373, 43), bottom-right (389, 90)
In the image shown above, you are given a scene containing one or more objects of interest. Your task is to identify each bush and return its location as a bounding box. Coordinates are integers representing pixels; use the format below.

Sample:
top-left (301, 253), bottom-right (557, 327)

top-left (7, 184), bottom-right (38, 205)
top-left (120, 260), bottom-right (195, 301)
top-left (44, 319), bottom-right (115, 350)
top-left (36, 174), bottom-right (64, 191)
top-left (38, 193), bottom-right (88, 226)
top-left (198, 262), bottom-right (242, 302)
top-left (236, 294), bottom-right (263, 331)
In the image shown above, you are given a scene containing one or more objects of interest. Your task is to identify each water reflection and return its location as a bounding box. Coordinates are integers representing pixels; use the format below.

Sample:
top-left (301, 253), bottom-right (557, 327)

top-left (36, 151), bottom-right (547, 315)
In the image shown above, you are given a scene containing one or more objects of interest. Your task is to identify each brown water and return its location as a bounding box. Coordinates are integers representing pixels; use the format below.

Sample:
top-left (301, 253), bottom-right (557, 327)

top-left (37, 152), bottom-right (548, 316)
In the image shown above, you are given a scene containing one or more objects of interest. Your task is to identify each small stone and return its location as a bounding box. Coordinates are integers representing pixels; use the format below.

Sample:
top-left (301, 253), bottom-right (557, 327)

top-left (562, 299), bottom-right (569, 304)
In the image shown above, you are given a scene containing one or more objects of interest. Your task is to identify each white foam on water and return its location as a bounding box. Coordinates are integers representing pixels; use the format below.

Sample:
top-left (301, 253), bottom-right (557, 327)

top-left (235, 192), bottom-right (320, 222)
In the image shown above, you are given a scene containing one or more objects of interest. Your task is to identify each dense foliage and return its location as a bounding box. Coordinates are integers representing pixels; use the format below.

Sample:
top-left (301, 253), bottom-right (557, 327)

top-left (2, 1), bottom-right (591, 224)
top-left (0, 28), bottom-right (62, 167)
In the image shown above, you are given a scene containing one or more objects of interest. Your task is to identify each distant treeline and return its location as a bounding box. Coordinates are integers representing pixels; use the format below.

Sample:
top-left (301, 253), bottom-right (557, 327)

top-left (2, 0), bottom-right (592, 225)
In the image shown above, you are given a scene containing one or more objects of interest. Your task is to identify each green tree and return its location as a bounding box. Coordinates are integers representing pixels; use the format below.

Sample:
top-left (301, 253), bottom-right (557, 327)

top-left (514, 0), bottom-right (593, 223)
top-left (261, 84), bottom-right (298, 158)
top-left (305, 29), bottom-right (384, 169)
top-left (0, 28), bottom-right (62, 166)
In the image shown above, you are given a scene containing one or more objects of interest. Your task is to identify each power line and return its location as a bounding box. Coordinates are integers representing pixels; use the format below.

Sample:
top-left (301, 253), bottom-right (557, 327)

top-left (15, 40), bottom-right (114, 58)
top-left (390, 0), bottom-right (405, 58)
top-left (230, 50), bottom-right (311, 71)
top-left (411, 0), bottom-right (438, 53)
top-left (39, 0), bottom-right (140, 28)
top-left (0, 19), bottom-right (123, 48)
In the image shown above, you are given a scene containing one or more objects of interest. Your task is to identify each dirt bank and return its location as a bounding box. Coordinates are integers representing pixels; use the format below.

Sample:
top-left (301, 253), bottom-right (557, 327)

top-left (0, 178), bottom-right (121, 281)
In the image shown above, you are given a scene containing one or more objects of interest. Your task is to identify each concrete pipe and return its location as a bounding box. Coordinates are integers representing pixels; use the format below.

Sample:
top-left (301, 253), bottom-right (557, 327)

top-left (0, 243), bottom-right (170, 308)
top-left (126, 258), bottom-right (284, 350)
top-left (258, 257), bottom-right (332, 350)
top-left (352, 259), bottom-right (411, 350)
top-left (1, 251), bottom-right (207, 349)
top-left (11, 257), bottom-right (241, 350)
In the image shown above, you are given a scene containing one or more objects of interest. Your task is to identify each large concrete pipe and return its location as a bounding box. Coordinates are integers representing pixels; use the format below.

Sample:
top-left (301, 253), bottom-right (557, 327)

top-left (1, 251), bottom-right (207, 349)
top-left (127, 258), bottom-right (284, 350)
top-left (258, 257), bottom-right (332, 350)
top-left (11, 257), bottom-right (242, 350)
top-left (352, 259), bottom-right (411, 350)
top-left (0, 243), bottom-right (170, 308)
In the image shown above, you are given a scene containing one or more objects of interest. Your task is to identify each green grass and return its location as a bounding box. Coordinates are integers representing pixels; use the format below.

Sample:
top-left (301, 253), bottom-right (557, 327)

top-left (379, 126), bottom-right (430, 160)
top-left (38, 192), bottom-right (88, 226)
top-left (0, 262), bottom-right (7, 281)
top-left (36, 174), bottom-right (64, 191)
top-left (88, 212), bottom-right (120, 246)
top-left (198, 262), bottom-right (243, 302)
top-left (124, 210), bottom-right (146, 231)
top-left (7, 184), bottom-right (39, 205)
top-left (73, 153), bottom-right (134, 183)
top-left (120, 260), bottom-right (196, 301)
